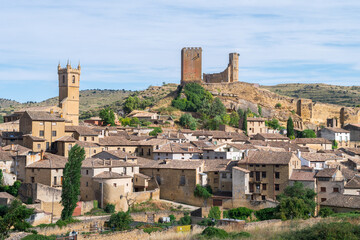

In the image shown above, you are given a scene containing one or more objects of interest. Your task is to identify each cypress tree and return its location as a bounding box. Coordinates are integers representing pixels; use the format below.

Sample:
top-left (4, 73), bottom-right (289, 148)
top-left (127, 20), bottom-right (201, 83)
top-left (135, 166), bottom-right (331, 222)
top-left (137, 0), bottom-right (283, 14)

top-left (242, 111), bottom-right (248, 135)
top-left (287, 117), bottom-right (295, 139)
top-left (61, 145), bottom-right (85, 220)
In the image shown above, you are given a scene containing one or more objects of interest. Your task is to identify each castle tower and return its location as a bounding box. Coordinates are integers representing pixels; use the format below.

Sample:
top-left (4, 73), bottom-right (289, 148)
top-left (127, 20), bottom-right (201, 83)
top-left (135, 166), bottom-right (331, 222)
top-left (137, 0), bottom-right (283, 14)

top-left (229, 53), bottom-right (239, 82)
top-left (58, 61), bottom-right (80, 126)
top-left (181, 47), bottom-right (202, 85)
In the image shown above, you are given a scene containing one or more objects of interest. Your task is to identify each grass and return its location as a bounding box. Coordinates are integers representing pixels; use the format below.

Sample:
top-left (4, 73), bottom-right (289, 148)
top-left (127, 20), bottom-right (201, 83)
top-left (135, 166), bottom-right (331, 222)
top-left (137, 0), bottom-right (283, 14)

top-left (130, 200), bottom-right (182, 213)
top-left (84, 207), bottom-right (109, 216)
top-left (262, 83), bottom-right (360, 107)
top-left (36, 218), bottom-right (80, 229)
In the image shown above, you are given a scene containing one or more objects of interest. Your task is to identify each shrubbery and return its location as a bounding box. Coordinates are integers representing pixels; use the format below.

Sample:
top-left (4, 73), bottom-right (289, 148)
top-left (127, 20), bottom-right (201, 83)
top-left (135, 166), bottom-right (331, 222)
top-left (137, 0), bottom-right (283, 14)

top-left (224, 207), bottom-right (253, 220)
top-left (208, 206), bottom-right (221, 220)
top-left (104, 203), bottom-right (115, 213)
top-left (108, 211), bottom-right (133, 231)
top-left (318, 207), bottom-right (334, 218)
top-left (179, 212), bottom-right (191, 225)
top-left (254, 208), bottom-right (279, 221)
top-left (200, 227), bottom-right (251, 239)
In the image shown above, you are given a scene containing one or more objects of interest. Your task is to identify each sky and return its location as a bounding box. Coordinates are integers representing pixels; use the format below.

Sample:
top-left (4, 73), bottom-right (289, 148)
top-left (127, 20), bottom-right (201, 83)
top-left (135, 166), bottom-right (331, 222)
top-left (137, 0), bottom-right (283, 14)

top-left (0, 1), bottom-right (359, 102)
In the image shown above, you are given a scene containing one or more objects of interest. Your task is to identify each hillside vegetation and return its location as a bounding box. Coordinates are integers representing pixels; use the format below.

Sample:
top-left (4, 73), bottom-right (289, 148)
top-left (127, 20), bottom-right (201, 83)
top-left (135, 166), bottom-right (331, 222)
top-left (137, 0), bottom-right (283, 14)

top-left (262, 83), bottom-right (360, 107)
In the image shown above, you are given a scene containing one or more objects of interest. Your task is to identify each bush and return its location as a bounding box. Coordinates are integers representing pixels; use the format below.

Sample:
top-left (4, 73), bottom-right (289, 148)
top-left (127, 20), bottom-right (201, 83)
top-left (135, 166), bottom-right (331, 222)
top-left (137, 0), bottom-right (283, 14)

top-left (179, 213), bottom-right (191, 225)
top-left (277, 222), bottom-right (360, 240)
top-left (194, 184), bottom-right (212, 200)
top-left (275, 103), bottom-right (282, 108)
top-left (108, 211), bottom-right (133, 231)
top-left (169, 214), bottom-right (175, 222)
top-left (318, 207), bottom-right (334, 218)
top-left (22, 234), bottom-right (57, 240)
top-left (208, 206), bottom-right (221, 220)
top-left (201, 227), bottom-right (228, 239)
top-left (198, 218), bottom-right (216, 227)
top-left (226, 207), bottom-right (253, 220)
top-left (149, 127), bottom-right (162, 136)
top-left (255, 208), bottom-right (279, 221)
top-left (104, 204), bottom-right (115, 213)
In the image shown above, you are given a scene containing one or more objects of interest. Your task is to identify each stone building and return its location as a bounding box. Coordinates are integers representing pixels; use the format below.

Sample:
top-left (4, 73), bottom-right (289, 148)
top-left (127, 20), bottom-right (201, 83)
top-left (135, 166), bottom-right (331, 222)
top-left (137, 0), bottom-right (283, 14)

top-left (19, 111), bottom-right (66, 152)
top-left (152, 142), bottom-right (202, 160)
top-left (343, 124), bottom-right (360, 148)
top-left (318, 127), bottom-right (350, 147)
top-left (251, 133), bottom-right (290, 142)
top-left (297, 99), bottom-right (313, 122)
top-left (237, 151), bottom-right (301, 201)
top-left (293, 138), bottom-right (332, 151)
top-left (203, 53), bottom-right (239, 84)
top-left (239, 117), bottom-right (266, 136)
top-left (58, 62), bottom-right (80, 126)
top-left (315, 168), bottom-right (344, 203)
top-left (181, 47), bottom-right (202, 84)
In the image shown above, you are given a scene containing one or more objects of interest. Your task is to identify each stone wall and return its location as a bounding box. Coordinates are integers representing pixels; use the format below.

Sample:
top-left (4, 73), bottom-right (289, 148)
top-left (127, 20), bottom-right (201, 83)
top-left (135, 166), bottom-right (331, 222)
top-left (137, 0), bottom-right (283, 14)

top-left (181, 47), bottom-right (202, 84)
top-left (203, 53), bottom-right (239, 84)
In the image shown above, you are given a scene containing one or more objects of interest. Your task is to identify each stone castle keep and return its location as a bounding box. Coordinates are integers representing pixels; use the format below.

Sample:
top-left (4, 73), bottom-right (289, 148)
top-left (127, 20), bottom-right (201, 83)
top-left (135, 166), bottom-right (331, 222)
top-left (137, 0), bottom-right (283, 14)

top-left (181, 47), bottom-right (240, 85)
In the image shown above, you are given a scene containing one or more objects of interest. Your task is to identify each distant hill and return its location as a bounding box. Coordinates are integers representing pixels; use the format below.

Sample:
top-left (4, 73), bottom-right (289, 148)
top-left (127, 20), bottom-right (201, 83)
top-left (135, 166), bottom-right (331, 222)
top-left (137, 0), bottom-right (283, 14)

top-left (0, 89), bottom-right (132, 117)
top-left (262, 83), bottom-right (360, 107)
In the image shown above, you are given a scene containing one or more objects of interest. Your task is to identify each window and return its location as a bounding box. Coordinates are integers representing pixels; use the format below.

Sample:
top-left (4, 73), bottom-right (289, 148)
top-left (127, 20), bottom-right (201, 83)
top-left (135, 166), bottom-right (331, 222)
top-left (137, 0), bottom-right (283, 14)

top-left (262, 165), bottom-right (266, 167)
top-left (52, 131), bottom-right (57, 137)
top-left (84, 137), bottom-right (87, 141)
top-left (275, 172), bottom-right (280, 179)
top-left (37, 144), bottom-right (41, 149)
top-left (54, 177), bottom-right (57, 185)
top-left (68, 144), bottom-right (72, 151)
top-left (222, 173), bottom-right (227, 178)
top-left (250, 172), bottom-right (253, 178)
top-left (320, 187), bottom-right (326, 192)
top-left (333, 187), bottom-right (339, 193)
top-left (256, 164), bottom-right (260, 167)
top-left (86, 182), bottom-right (88, 187)
top-left (275, 184), bottom-right (280, 191)
top-left (179, 175), bottom-right (186, 186)
top-left (262, 195), bottom-right (266, 200)
top-left (249, 164), bottom-right (254, 167)
top-left (92, 137), bottom-right (94, 141)
top-left (321, 198), bottom-right (327, 202)
top-left (39, 130), bottom-right (44, 137)
top-left (275, 165), bottom-right (279, 168)
top-left (94, 150), bottom-right (96, 153)
top-left (52, 122), bottom-right (56, 126)
top-left (72, 75), bottom-right (75, 83)
top-left (262, 184), bottom-right (267, 190)
top-left (114, 183), bottom-right (117, 187)
top-left (86, 170), bottom-right (89, 175)
top-left (31, 177), bottom-right (35, 183)
top-left (262, 172), bottom-right (266, 178)
top-left (39, 122), bottom-right (44, 126)
top-left (62, 75), bottom-right (65, 83)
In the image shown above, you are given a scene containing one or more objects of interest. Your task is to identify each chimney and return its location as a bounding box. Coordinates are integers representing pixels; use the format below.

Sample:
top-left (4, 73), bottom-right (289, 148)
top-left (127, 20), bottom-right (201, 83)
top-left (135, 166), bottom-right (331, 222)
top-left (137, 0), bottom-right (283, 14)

top-left (297, 150), bottom-right (301, 159)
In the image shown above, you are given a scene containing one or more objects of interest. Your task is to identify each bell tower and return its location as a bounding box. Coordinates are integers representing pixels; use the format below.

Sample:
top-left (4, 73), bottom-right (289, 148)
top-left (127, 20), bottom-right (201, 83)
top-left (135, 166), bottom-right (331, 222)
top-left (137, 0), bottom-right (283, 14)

top-left (58, 61), bottom-right (80, 126)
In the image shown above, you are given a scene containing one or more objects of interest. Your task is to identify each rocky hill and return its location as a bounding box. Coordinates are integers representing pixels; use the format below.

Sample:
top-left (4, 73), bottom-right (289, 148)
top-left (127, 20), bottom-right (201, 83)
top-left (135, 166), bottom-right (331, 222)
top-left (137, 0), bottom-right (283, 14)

top-left (262, 83), bottom-right (360, 107)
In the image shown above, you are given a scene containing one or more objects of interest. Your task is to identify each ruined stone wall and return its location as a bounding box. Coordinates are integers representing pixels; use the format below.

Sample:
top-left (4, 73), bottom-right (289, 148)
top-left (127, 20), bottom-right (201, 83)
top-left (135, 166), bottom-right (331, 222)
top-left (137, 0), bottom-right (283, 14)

top-left (296, 99), bottom-right (313, 122)
top-left (203, 53), bottom-right (239, 83)
top-left (340, 107), bottom-right (360, 127)
top-left (181, 47), bottom-right (202, 84)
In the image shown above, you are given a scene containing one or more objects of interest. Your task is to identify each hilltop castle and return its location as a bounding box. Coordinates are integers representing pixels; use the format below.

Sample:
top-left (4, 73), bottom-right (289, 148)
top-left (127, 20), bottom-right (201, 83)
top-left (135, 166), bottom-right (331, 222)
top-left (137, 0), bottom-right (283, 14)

top-left (181, 47), bottom-right (240, 85)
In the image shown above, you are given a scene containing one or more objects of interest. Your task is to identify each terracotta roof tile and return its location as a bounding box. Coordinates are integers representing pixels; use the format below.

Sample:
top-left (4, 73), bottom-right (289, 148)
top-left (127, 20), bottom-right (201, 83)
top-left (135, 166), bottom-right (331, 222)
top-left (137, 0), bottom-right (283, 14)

top-left (241, 151), bottom-right (295, 165)
top-left (321, 195), bottom-right (360, 209)
top-left (345, 175), bottom-right (360, 189)
top-left (93, 171), bottom-right (132, 179)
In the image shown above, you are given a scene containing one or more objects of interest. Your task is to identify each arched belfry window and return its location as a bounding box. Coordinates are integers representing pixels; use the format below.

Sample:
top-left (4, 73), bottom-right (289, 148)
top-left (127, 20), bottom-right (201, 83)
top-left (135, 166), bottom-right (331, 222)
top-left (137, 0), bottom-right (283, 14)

top-left (62, 75), bottom-right (65, 83)
top-left (72, 75), bottom-right (75, 83)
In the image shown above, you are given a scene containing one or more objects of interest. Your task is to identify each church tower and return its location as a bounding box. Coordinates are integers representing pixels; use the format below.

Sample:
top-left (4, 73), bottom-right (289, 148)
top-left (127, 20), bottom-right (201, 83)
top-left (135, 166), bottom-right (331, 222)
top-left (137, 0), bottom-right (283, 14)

top-left (58, 61), bottom-right (80, 126)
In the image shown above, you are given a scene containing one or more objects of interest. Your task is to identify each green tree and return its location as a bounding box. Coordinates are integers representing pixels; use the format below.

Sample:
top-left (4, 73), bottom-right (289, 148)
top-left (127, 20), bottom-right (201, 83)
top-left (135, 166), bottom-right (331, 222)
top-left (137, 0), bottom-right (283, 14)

top-left (209, 98), bottom-right (226, 118)
top-left (99, 107), bottom-right (116, 126)
top-left (209, 116), bottom-right (223, 130)
top-left (242, 111), bottom-right (248, 135)
top-left (108, 211), bottom-right (133, 231)
top-left (299, 129), bottom-right (316, 138)
top-left (119, 117), bottom-right (131, 126)
top-left (258, 105), bottom-right (262, 116)
top-left (332, 140), bottom-right (338, 149)
top-left (123, 96), bottom-right (136, 114)
top-left (229, 111), bottom-right (240, 127)
top-left (179, 114), bottom-right (197, 130)
top-left (179, 212), bottom-right (192, 225)
top-left (266, 119), bottom-right (281, 130)
top-left (0, 200), bottom-right (34, 239)
top-left (222, 114), bottom-right (230, 125)
top-left (277, 182), bottom-right (316, 220)
top-left (194, 184), bottom-right (212, 206)
top-left (149, 127), bottom-right (162, 136)
top-left (60, 145), bottom-right (85, 220)
top-left (287, 117), bottom-right (295, 139)
top-left (104, 203), bottom-right (115, 214)
top-left (208, 206), bottom-right (221, 220)
top-left (130, 117), bottom-right (140, 126)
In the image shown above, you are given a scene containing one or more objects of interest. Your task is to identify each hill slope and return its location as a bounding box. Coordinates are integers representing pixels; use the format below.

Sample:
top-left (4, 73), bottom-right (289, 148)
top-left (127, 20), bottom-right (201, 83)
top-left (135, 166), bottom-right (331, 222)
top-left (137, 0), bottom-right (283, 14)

top-left (262, 83), bottom-right (360, 107)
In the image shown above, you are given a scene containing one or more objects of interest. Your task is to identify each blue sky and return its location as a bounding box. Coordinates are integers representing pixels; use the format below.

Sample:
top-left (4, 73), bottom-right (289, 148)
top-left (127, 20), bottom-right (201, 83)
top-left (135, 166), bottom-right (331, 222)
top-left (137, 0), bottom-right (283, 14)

top-left (0, 1), bottom-right (359, 102)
